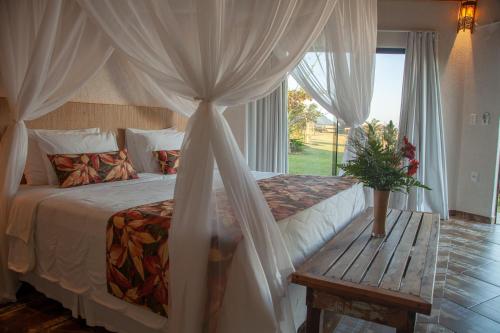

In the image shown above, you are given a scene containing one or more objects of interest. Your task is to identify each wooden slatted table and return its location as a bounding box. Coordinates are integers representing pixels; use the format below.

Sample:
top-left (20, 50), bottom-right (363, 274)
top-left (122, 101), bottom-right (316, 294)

top-left (291, 208), bottom-right (440, 333)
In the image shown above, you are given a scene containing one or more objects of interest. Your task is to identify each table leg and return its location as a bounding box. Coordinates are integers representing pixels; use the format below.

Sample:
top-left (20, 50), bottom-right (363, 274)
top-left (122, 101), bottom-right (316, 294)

top-left (305, 288), bottom-right (321, 333)
top-left (395, 311), bottom-right (416, 333)
top-left (306, 305), bottom-right (321, 333)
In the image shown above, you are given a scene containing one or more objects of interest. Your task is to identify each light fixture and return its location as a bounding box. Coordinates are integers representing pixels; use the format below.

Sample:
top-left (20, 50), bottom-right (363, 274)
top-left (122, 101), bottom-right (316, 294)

top-left (457, 0), bottom-right (478, 33)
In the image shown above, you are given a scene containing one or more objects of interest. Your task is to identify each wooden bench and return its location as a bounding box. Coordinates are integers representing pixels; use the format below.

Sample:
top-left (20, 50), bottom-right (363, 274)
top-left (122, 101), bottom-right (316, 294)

top-left (292, 208), bottom-right (440, 333)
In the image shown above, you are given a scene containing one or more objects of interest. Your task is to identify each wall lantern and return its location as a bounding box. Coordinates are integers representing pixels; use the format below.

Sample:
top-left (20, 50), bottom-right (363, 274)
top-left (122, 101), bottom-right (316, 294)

top-left (457, 0), bottom-right (478, 33)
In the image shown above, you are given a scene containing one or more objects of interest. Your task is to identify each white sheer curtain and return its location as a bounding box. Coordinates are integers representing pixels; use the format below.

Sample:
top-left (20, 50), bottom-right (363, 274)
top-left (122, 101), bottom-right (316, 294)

top-left (77, 1), bottom-right (337, 332)
top-left (246, 80), bottom-right (288, 173)
top-left (0, 0), bottom-right (113, 302)
top-left (391, 32), bottom-right (449, 219)
top-left (128, 60), bottom-right (200, 117)
top-left (292, 0), bottom-right (377, 161)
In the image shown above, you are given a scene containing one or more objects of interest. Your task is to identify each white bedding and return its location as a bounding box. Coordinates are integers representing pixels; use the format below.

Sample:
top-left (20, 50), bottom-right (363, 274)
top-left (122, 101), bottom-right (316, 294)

top-left (7, 172), bottom-right (366, 333)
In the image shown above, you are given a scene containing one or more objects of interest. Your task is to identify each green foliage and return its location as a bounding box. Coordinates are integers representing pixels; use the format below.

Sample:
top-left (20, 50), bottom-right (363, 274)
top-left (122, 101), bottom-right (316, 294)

top-left (340, 120), bottom-right (431, 193)
top-left (289, 138), bottom-right (306, 153)
top-left (288, 88), bottom-right (322, 140)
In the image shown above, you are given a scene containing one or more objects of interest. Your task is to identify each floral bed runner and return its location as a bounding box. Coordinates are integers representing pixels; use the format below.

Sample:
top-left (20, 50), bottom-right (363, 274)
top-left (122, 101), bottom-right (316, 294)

top-left (106, 174), bottom-right (358, 330)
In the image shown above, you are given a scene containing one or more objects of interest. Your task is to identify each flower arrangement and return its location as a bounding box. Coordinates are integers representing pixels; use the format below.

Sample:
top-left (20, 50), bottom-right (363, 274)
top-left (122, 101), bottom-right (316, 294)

top-left (340, 120), bottom-right (430, 237)
top-left (340, 121), bottom-right (430, 192)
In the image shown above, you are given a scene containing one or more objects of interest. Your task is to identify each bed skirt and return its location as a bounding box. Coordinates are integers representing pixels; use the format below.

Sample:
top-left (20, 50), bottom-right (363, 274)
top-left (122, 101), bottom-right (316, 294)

top-left (21, 273), bottom-right (169, 333)
top-left (20, 271), bottom-right (307, 333)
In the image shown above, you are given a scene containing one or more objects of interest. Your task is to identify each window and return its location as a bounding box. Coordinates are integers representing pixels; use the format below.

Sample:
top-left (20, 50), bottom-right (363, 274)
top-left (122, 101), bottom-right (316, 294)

top-left (369, 49), bottom-right (406, 128)
top-left (288, 49), bottom-right (405, 176)
top-left (287, 77), bottom-right (337, 176)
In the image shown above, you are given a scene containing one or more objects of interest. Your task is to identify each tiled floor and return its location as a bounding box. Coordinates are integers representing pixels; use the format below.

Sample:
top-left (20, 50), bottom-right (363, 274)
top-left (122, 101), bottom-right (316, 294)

top-left (328, 219), bottom-right (500, 333)
top-left (1, 219), bottom-right (499, 333)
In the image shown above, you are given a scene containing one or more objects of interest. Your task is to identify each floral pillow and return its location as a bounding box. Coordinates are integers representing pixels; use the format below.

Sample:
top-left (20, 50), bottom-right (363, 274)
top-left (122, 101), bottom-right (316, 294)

top-left (153, 150), bottom-right (180, 175)
top-left (48, 149), bottom-right (139, 188)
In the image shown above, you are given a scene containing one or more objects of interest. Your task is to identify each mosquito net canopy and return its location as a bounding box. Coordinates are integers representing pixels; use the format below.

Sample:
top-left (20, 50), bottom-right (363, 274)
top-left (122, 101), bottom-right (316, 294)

top-left (0, 1), bottom-right (377, 331)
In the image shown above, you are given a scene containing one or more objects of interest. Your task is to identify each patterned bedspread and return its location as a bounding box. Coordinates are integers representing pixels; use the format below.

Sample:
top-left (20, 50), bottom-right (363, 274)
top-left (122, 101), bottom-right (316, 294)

top-left (106, 175), bottom-right (358, 331)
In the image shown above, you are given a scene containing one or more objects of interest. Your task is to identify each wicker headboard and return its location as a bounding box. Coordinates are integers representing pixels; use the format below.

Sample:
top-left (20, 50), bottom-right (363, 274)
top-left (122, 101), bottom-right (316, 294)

top-left (0, 97), bottom-right (186, 148)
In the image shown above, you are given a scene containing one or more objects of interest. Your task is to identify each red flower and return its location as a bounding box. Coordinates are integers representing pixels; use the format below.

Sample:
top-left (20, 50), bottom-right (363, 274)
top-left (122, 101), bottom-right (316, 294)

top-left (407, 159), bottom-right (419, 176)
top-left (401, 136), bottom-right (416, 160)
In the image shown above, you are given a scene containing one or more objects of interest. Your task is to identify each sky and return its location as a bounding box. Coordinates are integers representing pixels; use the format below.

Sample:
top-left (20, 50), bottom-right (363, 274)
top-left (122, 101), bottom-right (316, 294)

top-left (288, 53), bottom-right (405, 127)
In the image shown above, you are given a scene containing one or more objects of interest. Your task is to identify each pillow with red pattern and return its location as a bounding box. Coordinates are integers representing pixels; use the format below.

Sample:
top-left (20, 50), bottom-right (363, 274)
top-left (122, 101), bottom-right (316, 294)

top-left (48, 149), bottom-right (139, 188)
top-left (153, 150), bottom-right (180, 175)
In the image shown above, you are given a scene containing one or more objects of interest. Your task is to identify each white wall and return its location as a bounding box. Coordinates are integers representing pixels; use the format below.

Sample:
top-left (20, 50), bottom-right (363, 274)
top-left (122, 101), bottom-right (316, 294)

top-left (0, 52), bottom-right (167, 108)
top-left (456, 22), bottom-right (500, 218)
top-left (70, 53), bottom-right (164, 108)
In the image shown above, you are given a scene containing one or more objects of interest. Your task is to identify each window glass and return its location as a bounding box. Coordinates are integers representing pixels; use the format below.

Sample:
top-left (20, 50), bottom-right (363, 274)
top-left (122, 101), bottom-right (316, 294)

top-left (288, 76), bottom-right (336, 176)
top-left (288, 51), bottom-right (405, 176)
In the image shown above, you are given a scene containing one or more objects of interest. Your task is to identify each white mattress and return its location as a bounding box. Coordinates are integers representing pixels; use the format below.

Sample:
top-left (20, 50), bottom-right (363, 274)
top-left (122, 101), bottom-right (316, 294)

top-left (7, 172), bottom-right (366, 333)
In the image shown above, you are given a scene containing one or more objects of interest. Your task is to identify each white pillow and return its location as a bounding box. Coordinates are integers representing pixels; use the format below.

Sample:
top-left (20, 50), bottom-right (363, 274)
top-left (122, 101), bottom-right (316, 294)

top-left (135, 131), bottom-right (185, 173)
top-left (25, 128), bottom-right (100, 185)
top-left (125, 128), bottom-right (177, 172)
top-left (34, 131), bottom-right (119, 185)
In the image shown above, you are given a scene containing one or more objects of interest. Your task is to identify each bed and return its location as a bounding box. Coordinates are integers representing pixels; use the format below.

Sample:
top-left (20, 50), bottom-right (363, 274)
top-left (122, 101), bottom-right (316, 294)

top-left (7, 171), bottom-right (366, 333)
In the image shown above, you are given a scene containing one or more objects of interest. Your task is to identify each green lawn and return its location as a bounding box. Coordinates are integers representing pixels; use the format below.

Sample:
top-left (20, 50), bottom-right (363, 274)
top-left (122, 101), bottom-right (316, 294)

top-left (289, 132), bottom-right (345, 176)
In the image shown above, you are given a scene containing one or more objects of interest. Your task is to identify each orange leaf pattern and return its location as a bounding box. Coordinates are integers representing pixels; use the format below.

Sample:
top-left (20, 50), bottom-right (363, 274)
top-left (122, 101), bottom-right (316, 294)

top-left (153, 150), bottom-right (180, 175)
top-left (106, 175), bottom-right (358, 330)
top-left (48, 149), bottom-right (138, 188)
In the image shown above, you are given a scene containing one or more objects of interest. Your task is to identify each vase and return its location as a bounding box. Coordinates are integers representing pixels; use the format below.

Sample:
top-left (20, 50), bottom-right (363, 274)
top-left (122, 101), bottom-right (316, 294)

top-left (372, 190), bottom-right (390, 237)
